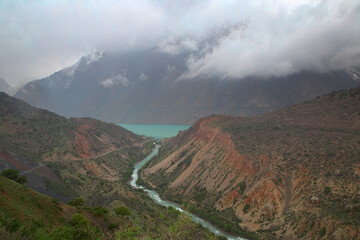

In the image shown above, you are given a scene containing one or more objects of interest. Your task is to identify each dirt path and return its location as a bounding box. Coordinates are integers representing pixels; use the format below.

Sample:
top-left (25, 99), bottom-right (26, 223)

top-left (20, 163), bottom-right (44, 175)
top-left (49, 140), bottom-right (151, 163)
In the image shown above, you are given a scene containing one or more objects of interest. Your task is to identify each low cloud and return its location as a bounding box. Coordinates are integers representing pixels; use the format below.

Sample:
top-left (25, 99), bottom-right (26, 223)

top-left (0, 0), bottom-right (359, 85)
top-left (157, 37), bottom-right (199, 55)
top-left (180, 1), bottom-right (360, 80)
top-left (139, 73), bottom-right (149, 81)
top-left (100, 74), bottom-right (129, 88)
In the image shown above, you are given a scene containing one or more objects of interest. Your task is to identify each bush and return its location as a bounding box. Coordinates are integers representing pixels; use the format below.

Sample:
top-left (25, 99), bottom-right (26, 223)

top-left (324, 186), bottom-right (332, 195)
top-left (68, 198), bottom-right (86, 207)
top-left (243, 203), bottom-right (251, 213)
top-left (92, 206), bottom-right (108, 217)
top-left (47, 226), bottom-right (74, 240)
top-left (319, 227), bottom-right (326, 237)
top-left (114, 206), bottom-right (131, 216)
top-left (115, 224), bottom-right (138, 240)
top-left (1, 169), bottom-right (27, 184)
top-left (108, 222), bottom-right (119, 231)
top-left (71, 214), bottom-right (100, 240)
top-left (71, 214), bottom-right (90, 227)
top-left (72, 223), bottom-right (101, 240)
top-left (240, 180), bottom-right (246, 192)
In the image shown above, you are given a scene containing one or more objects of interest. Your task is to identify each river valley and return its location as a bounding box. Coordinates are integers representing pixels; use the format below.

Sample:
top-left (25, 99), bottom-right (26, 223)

top-left (130, 144), bottom-right (245, 240)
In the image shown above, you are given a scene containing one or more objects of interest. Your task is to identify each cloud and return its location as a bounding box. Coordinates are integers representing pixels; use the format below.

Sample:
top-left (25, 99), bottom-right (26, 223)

top-left (157, 37), bottom-right (199, 55)
top-left (100, 74), bottom-right (129, 88)
top-left (180, 1), bottom-right (360, 80)
top-left (0, 0), bottom-right (359, 86)
top-left (139, 73), bottom-right (149, 81)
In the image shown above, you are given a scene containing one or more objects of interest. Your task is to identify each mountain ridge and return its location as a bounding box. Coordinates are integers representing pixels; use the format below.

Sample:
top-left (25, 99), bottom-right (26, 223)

top-left (15, 50), bottom-right (360, 124)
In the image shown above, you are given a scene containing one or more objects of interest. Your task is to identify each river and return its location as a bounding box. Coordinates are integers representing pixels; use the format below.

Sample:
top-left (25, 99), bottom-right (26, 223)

top-left (130, 144), bottom-right (246, 240)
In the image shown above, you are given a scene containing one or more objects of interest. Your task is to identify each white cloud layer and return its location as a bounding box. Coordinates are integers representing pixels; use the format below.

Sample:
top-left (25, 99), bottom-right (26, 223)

top-left (0, 0), bottom-right (359, 86)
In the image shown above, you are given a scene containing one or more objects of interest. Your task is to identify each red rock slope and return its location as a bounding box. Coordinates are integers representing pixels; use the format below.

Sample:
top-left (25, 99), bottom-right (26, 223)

top-left (143, 87), bottom-right (360, 239)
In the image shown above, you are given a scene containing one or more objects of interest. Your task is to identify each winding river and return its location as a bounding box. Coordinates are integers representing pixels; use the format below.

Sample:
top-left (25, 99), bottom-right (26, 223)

top-left (130, 144), bottom-right (245, 240)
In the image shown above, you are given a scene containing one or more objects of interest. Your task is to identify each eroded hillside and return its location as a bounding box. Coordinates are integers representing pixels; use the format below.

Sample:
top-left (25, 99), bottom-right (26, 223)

top-left (142, 87), bottom-right (360, 239)
top-left (0, 92), bottom-right (224, 239)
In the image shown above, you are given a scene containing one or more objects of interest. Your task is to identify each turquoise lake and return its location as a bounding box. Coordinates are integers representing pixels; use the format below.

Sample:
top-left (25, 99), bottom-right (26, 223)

top-left (118, 124), bottom-right (191, 139)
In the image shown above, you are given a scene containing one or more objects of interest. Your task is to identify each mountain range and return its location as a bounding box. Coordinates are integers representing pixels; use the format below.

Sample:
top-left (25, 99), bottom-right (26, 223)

top-left (15, 50), bottom-right (360, 124)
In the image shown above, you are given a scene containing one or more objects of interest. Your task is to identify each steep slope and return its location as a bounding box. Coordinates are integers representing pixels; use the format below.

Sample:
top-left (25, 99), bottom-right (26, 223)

top-left (0, 175), bottom-right (71, 239)
top-left (0, 92), bottom-right (144, 202)
top-left (0, 91), bottom-right (142, 161)
top-left (143, 87), bottom-right (360, 239)
top-left (0, 174), bottom-right (221, 240)
top-left (15, 50), bottom-right (360, 124)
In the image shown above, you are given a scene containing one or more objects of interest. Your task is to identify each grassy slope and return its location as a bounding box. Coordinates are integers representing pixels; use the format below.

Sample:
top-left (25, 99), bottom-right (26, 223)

top-left (0, 162), bottom-right (223, 240)
top-left (0, 176), bottom-right (66, 238)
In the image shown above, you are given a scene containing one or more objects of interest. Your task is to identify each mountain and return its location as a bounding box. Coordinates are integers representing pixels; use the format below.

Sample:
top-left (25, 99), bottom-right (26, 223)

top-left (0, 92), bottom-right (223, 239)
top-left (0, 91), bottom-right (142, 162)
top-left (142, 87), bottom-right (360, 239)
top-left (15, 50), bottom-right (360, 124)
top-left (0, 78), bottom-right (15, 95)
top-left (0, 91), bottom-right (144, 202)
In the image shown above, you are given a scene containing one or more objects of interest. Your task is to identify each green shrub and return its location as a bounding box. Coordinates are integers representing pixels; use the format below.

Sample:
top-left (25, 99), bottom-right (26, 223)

top-left (71, 214), bottom-right (90, 227)
top-left (108, 222), bottom-right (119, 231)
top-left (1, 169), bottom-right (27, 185)
top-left (47, 226), bottom-right (74, 240)
top-left (71, 214), bottom-right (100, 240)
top-left (114, 206), bottom-right (131, 216)
top-left (68, 198), bottom-right (86, 207)
top-left (243, 203), bottom-right (251, 213)
top-left (324, 186), bottom-right (331, 195)
top-left (92, 206), bottom-right (108, 217)
top-left (240, 180), bottom-right (246, 192)
top-left (72, 223), bottom-right (101, 240)
top-left (115, 224), bottom-right (138, 240)
top-left (319, 227), bottom-right (326, 237)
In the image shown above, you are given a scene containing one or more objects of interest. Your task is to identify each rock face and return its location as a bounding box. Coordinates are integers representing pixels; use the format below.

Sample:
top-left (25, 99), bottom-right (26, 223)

top-left (143, 87), bottom-right (360, 239)
top-left (15, 50), bottom-right (360, 124)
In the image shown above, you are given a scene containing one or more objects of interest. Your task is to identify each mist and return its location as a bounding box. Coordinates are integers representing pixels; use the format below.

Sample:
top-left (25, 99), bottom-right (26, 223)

top-left (0, 0), bottom-right (359, 86)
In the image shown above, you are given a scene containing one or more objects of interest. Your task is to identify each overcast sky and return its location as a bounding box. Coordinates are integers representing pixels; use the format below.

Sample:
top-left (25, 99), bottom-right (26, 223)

top-left (1, 0), bottom-right (359, 86)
